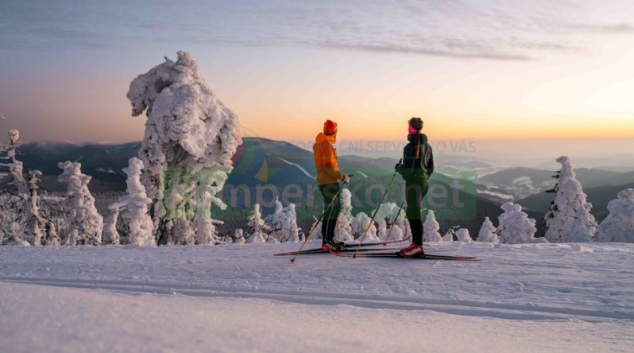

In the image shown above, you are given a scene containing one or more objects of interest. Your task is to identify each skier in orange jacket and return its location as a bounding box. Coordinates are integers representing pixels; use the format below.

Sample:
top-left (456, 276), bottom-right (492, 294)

top-left (313, 120), bottom-right (350, 251)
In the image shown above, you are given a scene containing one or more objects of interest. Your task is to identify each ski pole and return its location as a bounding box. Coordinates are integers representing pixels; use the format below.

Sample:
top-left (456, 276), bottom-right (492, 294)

top-left (290, 175), bottom-right (351, 264)
top-left (383, 199), bottom-right (406, 245)
top-left (353, 166), bottom-right (400, 258)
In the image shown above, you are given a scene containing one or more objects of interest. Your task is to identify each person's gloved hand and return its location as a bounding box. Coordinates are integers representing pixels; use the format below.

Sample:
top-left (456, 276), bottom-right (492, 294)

top-left (394, 158), bottom-right (403, 169)
top-left (342, 174), bottom-right (350, 184)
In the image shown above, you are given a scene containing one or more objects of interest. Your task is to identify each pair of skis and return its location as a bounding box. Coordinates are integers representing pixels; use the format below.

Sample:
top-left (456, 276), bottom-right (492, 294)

top-left (275, 239), bottom-right (480, 261)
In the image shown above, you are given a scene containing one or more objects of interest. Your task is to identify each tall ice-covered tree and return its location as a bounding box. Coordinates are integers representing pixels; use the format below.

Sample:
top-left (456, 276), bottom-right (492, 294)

top-left (498, 202), bottom-right (545, 244)
top-left (477, 217), bottom-right (499, 243)
top-left (126, 51), bottom-right (242, 245)
top-left (423, 209), bottom-right (442, 242)
top-left (597, 188), bottom-right (634, 243)
top-left (58, 162), bottom-right (103, 245)
top-left (109, 158), bottom-right (154, 246)
top-left (544, 156), bottom-right (597, 242)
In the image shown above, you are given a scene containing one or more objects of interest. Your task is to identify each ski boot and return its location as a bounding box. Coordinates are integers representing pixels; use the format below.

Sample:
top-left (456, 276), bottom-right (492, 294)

top-left (400, 242), bottom-right (424, 258)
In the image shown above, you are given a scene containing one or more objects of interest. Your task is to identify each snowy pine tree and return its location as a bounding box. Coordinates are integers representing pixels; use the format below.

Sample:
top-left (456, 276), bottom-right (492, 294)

top-left (246, 204), bottom-right (269, 244)
top-left (544, 156), bottom-right (597, 242)
top-left (58, 161), bottom-right (103, 246)
top-left (233, 229), bottom-right (245, 244)
top-left (386, 204), bottom-right (407, 242)
top-left (456, 228), bottom-right (472, 243)
top-left (498, 202), bottom-right (545, 244)
top-left (352, 212), bottom-right (378, 241)
top-left (25, 170), bottom-right (45, 246)
top-left (375, 203), bottom-right (395, 241)
top-left (127, 51), bottom-right (242, 245)
top-left (423, 210), bottom-right (442, 242)
top-left (109, 158), bottom-right (155, 246)
top-left (44, 220), bottom-right (61, 246)
top-left (102, 208), bottom-right (121, 245)
top-left (0, 127), bottom-right (29, 245)
top-left (442, 229), bottom-right (454, 242)
top-left (568, 203), bottom-right (596, 243)
top-left (265, 200), bottom-right (300, 243)
top-left (597, 188), bottom-right (634, 243)
top-left (336, 189), bottom-right (355, 242)
top-left (477, 217), bottom-right (499, 243)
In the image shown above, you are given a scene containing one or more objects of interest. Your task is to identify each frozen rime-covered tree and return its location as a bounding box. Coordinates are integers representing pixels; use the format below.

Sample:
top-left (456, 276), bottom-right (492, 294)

top-left (544, 156), bottom-right (598, 243)
top-left (127, 51), bottom-right (242, 245)
top-left (58, 161), bottom-right (103, 245)
top-left (246, 204), bottom-right (269, 244)
top-left (44, 221), bottom-right (61, 246)
top-left (568, 203), bottom-right (596, 243)
top-left (423, 210), bottom-right (442, 242)
top-left (110, 158), bottom-right (154, 246)
top-left (265, 200), bottom-right (300, 242)
top-left (477, 217), bottom-right (499, 243)
top-left (352, 212), bottom-right (378, 241)
top-left (498, 202), bottom-right (545, 244)
top-left (336, 189), bottom-right (354, 242)
top-left (387, 205), bottom-right (407, 242)
top-left (8, 129), bottom-right (19, 145)
top-left (442, 229), bottom-right (454, 242)
top-left (25, 170), bottom-right (45, 246)
top-left (456, 228), bottom-right (472, 243)
top-left (102, 208), bottom-right (121, 245)
top-left (375, 203), bottom-right (395, 240)
top-left (233, 229), bottom-right (245, 244)
top-left (597, 189), bottom-right (634, 243)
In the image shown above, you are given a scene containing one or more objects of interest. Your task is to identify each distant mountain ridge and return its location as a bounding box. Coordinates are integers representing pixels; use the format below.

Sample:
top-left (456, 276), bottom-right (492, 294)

top-left (14, 138), bottom-right (632, 237)
top-left (479, 166), bottom-right (634, 202)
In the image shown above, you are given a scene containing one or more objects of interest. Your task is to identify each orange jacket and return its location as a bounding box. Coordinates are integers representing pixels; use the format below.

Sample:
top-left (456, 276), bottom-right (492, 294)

top-left (313, 133), bottom-right (344, 185)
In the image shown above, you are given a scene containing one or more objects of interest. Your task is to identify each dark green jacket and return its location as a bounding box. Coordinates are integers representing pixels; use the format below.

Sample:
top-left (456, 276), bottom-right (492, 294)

top-left (396, 133), bottom-right (434, 181)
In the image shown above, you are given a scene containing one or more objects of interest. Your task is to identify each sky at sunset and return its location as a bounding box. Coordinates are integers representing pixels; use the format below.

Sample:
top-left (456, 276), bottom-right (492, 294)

top-left (1, 0), bottom-right (634, 160)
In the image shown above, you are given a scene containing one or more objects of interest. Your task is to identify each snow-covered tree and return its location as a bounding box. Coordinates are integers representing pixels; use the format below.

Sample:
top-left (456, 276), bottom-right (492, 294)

top-left (375, 203), bottom-right (395, 240)
top-left (58, 161), bottom-right (103, 246)
top-left (456, 228), bottom-right (472, 243)
top-left (568, 203), bottom-right (596, 243)
top-left (233, 229), bottom-right (245, 244)
top-left (544, 156), bottom-right (598, 242)
top-left (597, 188), bottom-right (634, 243)
top-left (102, 208), bottom-right (121, 245)
top-left (0, 127), bottom-right (28, 244)
top-left (126, 51), bottom-right (242, 245)
top-left (352, 212), bottom-right (378, 241)
top-left (498, 202), bottom-right (546, 244)
top-left (265, 200), bottom-right (300, 243)
top-left (8, 129), bottom-right (19, 145)
top-left (336, 189), bottom-right (355, 242)
top-left (24, 170), bottom-right (45, 246)
top-left (442, 229), bottom-right (454, 242)
top-left (309, 218), bottom-right (323, 241)
top-left (2, 222), bottom-right (30, 246)
top-left (109, 158), bottom-right (155, 246)
top-left (477, 217), bottom-right (499, 243)
top-left (246, 204), bottom-right (269, 243)
top-left (423, 210), bottom-right (442, 242)
top-left (44, 220), bottom-right (61, 246)
top-left (386, 204), bottom-right (407, 242)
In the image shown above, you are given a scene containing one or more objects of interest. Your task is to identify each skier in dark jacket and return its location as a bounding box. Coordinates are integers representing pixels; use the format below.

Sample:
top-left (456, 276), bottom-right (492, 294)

top-left (395, 117), bottom-right (435, 257)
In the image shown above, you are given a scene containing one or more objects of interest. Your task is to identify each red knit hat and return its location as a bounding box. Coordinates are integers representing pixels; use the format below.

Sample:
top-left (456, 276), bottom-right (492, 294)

top-left (323, 120), bottom-right (338, 136)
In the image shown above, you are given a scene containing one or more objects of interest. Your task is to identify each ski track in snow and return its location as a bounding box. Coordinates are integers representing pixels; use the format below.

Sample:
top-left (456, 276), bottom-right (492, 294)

top-left (1, 242), bottom-right (633, 323)
top-left (277, 157), bottom-right (316, 179)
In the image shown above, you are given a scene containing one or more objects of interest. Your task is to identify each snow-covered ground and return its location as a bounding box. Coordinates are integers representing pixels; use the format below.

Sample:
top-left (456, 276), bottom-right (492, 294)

top-left (1, 242), bottom-right (634, 352)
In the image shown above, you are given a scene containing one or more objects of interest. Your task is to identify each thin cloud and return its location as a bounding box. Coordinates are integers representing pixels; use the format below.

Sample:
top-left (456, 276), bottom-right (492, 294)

top-left (1, 0), bottom-right (633, 61)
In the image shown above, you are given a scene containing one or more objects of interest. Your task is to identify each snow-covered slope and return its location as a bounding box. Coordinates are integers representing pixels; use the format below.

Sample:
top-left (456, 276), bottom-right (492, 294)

top-left (1, 242), bottom-right (633, 352)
